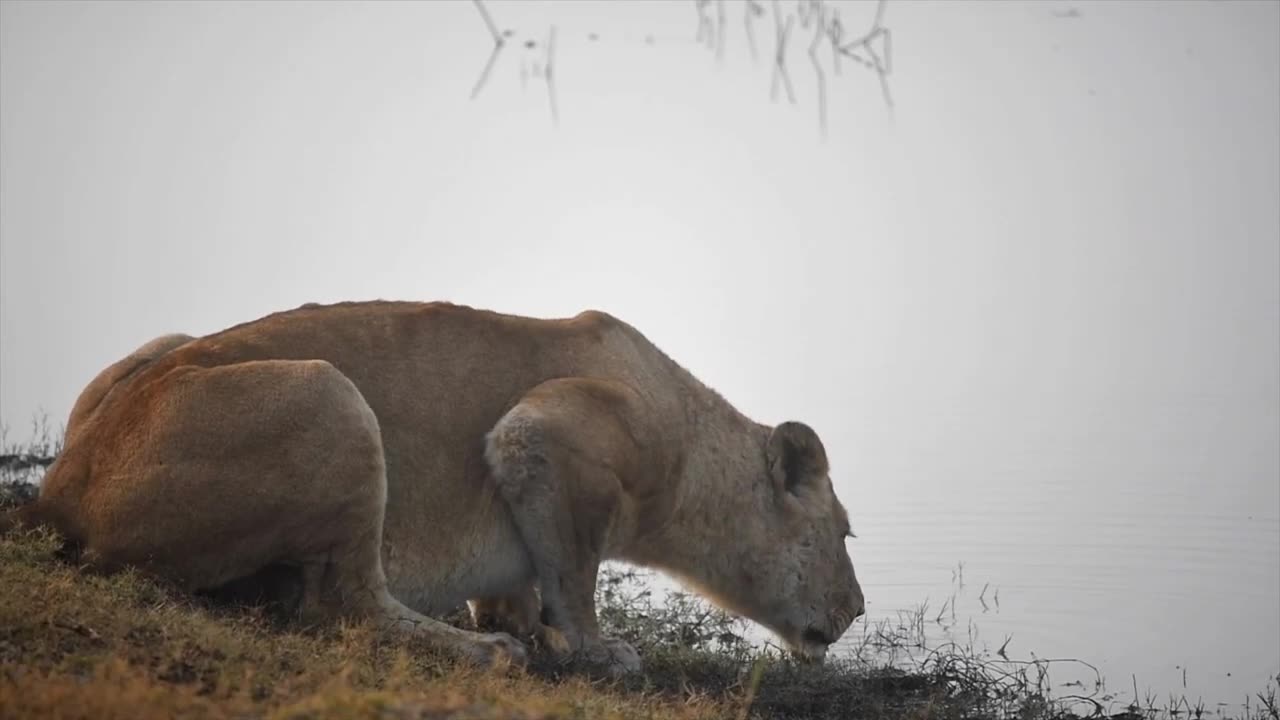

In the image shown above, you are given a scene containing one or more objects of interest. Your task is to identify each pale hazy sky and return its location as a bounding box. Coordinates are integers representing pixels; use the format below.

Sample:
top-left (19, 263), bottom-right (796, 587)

top-left (3, 0), bottom-right (1276, 449)
top-left (5, 0), bottom-right (1277, 488)
top-left (3, 0), bottom-right (1278, 519)
top-left (2, 0), bottom-right (1278, 700)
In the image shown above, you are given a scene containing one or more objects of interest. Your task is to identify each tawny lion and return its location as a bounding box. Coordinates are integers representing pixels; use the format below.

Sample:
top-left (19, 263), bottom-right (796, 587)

top-left (5, 301), bottom-right (865, 675)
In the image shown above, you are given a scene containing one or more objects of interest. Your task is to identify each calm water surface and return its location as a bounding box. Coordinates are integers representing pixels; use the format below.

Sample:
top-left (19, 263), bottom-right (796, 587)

top-left (836, 397), bottom-right (1280, 711)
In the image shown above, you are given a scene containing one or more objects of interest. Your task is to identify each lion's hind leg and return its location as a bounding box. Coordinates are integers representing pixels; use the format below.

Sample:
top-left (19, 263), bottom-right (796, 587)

top-left (70, 358), bottom-right (526, 670)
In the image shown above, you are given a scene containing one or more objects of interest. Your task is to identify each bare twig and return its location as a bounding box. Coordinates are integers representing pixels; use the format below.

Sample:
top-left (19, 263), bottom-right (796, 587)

top-left (469, 0), bottom-right (506, 100)
top-left (806, 0), bottom-right (827, 138)
top-left (694, 0), bottom-right (712, 44)
top-left (997, 635), bottom-right (1012, 660)
top-left (715, 0), bottom-right (726, 64)
top-left (770, 0), bottom-right (795, 104)
top-left (546, 25), bottom-right (558, 126)
top-left (472, 0), bottom-right (502, 44)
top-left (470, 45), bottom-right (504, 100)
top-left (883, 24), bottom-right (893, 74)
top-left (872, 39), bottom-right (893, 109)
top-left (465, 0), bottom-right (892, 133)
top-left (744, 0), bottom-right (762, 61)
top-left (828, 8), bottom-right (843, 75)
top-left (836, 0), bottom-right (893, 110)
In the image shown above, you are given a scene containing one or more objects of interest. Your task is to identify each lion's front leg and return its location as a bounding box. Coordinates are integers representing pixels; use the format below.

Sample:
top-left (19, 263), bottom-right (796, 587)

top-left (484, 378), bottom-right (649, 676)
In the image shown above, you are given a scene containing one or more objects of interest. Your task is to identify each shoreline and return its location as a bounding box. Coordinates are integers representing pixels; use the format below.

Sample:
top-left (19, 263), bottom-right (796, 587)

top-left (3, 471), bottom-right (1277, 720)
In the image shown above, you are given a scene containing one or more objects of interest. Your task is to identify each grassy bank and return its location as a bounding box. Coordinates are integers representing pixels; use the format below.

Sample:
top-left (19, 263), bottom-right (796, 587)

top-left (2, 454), bottom-right (1277, 719)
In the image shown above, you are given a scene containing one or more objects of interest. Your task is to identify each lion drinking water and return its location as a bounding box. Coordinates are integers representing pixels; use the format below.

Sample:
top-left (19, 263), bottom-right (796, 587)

top-left (5, 301), bottom-right (864, 675)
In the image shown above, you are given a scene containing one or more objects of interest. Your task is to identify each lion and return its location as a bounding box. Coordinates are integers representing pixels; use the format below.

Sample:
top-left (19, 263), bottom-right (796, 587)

top-left (5, 301), bottom-right (865, 675)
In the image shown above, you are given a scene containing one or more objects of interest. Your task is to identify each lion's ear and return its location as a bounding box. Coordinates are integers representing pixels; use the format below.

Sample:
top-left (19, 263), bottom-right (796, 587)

top-left (767, 421), bottom-right (829, 497)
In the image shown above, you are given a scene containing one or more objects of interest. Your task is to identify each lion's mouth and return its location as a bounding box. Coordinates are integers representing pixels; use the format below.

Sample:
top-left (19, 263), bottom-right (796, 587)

top-left (802, 627), bottom-right (834, 646)
top-left (789, 627), bottom-right (833, 665)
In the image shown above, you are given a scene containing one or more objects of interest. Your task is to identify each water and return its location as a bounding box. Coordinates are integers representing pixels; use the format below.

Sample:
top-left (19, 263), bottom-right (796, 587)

top-left (837, 396), bottom-right (1280, 711)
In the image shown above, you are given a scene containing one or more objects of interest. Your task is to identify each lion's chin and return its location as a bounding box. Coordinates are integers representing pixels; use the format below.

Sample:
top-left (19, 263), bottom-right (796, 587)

top-left (788, 641), bottom-right (829, 666)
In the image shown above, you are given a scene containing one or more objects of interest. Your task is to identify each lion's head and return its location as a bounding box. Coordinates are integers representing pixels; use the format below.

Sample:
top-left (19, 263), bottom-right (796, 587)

top-left (693, 421), bottom-right (864, 663)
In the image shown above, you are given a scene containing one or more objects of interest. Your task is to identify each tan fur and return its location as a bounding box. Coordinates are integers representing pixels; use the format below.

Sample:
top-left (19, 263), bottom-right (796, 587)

top-left (22, 301), bottom-right (864, 674)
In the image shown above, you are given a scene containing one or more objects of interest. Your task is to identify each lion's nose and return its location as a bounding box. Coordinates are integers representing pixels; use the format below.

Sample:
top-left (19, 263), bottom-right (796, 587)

top-left (849, 583), bottom-right (866, 622)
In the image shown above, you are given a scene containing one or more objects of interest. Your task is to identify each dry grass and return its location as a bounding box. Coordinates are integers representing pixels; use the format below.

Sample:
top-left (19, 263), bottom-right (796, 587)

top-left (0, 528), bottom-right (732, 720)
top-left (0, 517), bottom-right (970, 720)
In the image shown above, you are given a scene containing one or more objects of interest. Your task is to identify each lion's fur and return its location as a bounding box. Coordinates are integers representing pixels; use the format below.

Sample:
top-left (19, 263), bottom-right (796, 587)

top-left (22, 301), bottom-right (863, 670)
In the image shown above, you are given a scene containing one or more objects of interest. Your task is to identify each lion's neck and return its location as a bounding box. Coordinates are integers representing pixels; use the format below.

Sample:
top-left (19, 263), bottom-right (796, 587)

top-left (623, 378), bottom-right (771, 601)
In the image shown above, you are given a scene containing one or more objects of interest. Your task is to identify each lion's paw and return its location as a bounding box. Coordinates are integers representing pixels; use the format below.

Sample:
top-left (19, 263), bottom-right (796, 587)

top-left (461, 632), bottom-right (528, 672)
top-left (587, 636), bottom-right (642, 677)
top-left (534, 622), bottom-right (572, 655)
